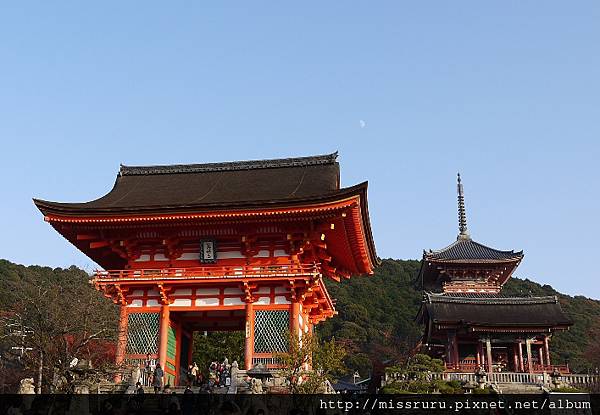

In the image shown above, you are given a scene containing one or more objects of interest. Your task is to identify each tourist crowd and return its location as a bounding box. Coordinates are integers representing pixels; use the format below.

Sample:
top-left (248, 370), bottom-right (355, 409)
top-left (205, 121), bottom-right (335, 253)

top-left (139, 354), bottom-right (233, 393)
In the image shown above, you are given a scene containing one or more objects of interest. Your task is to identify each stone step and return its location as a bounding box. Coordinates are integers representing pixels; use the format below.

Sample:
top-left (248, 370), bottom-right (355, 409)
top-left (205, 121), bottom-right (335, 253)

top-left (495, 383), bottom-right (543, 394)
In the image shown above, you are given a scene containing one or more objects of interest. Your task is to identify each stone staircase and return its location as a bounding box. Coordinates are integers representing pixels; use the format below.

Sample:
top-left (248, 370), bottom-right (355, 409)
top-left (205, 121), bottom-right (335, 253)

top-left (495, 383), bottom-right (544, 394)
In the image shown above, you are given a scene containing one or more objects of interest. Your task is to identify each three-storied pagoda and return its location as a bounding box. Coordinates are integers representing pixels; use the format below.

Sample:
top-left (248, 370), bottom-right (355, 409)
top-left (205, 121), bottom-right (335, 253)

top-left (417, 174), bottom-right (572, 374)
top-left (34, 153), bottom-right (378, 385)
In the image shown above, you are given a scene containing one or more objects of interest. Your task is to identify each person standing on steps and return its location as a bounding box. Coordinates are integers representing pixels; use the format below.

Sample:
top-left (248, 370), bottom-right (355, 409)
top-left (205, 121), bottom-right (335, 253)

top-left (153, 363), bottom-right (164, 393)
top-left (186, 363), bottom-right (194, 387)
top-left (190, 362), bottom-right (199, 386)
top-left (144, 354), bottom-right (155, 386)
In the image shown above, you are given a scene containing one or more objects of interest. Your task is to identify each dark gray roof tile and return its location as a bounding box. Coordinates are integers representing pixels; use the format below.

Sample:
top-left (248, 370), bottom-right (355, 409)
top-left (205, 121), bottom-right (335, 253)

top-left (424, 237), bottom-right (523, 262)
top-left (421, 292), bottom-right (573, 327)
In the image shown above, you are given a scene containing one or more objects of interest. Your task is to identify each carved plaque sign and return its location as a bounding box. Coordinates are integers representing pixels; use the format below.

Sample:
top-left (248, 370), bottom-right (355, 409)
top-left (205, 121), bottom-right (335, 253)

top-left (200, 239), bottom-right (217, 263)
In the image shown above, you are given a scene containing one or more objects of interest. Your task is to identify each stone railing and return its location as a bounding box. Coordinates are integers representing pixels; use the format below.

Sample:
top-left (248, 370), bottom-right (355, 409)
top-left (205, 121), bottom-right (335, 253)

top-left (252, 356), bottom-right (282, 368)
top-left (383, 370), bottom-right (600, 391)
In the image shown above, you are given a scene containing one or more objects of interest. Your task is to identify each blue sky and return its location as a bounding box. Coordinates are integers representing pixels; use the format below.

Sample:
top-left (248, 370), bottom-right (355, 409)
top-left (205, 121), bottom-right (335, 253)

top-left (1, 2), bottom-right (598, 299)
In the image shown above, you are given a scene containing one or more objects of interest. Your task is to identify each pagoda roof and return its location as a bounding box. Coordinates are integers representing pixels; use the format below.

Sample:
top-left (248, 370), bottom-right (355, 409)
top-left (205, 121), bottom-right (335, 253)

top-left (419, 237), bottom-right (524, 291)
top-left (34, 153), bottom-right (348, 215)
top-left (418, 292), bottom-right (573, 330)
top-left (418, 174), bottom-right (524, 291)
top-left (423, 237), bottom-right (524, 263)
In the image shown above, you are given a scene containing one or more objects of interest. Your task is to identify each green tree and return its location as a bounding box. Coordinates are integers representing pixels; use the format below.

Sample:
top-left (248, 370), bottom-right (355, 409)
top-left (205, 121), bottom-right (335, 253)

top-left (277, 332), bottom-right (346, 394)
top-left (381, 354), bottom-right (464, 394)
top-left (192, 331), bottom-right (244, 375)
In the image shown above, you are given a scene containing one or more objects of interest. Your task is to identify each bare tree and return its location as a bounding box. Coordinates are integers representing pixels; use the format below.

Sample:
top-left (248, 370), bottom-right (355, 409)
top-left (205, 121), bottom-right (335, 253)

top-left (4, 274), bottom-right (118, 392)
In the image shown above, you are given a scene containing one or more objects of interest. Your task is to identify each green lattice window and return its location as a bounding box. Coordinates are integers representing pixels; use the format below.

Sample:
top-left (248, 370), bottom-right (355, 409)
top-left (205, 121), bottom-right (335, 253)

top-left (126, 312), bottom-right (159, 355)
top-left (254, 310), bottom-right (290, 353)
top-left (167, 325), bottom-right (177, 362)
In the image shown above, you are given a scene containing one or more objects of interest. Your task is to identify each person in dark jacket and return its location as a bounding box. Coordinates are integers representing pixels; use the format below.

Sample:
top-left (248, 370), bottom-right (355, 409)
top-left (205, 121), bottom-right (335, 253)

top-left (153, 363), bottom-right (164, 393)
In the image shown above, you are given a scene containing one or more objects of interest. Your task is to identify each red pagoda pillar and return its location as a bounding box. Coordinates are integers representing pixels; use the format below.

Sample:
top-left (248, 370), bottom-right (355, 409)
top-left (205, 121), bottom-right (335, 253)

top-left (544, 335), bottom-right (551, 367)
top-left (159, 304), bottom-right (170, 370)
top-left (517, 341), bottom-right (524, 372)
top-left (446, 331), bottom-right (459, 369)
top-left (485, 338), bottom-right (493, 374)
top-left (478, 341), bottom-right (485, 368)
top-left (512, 343), bottom-right (519, 372)
top-left (244, 301), bottom-right (255, 370)
top-left (525, 339), bottom-right (533, 373)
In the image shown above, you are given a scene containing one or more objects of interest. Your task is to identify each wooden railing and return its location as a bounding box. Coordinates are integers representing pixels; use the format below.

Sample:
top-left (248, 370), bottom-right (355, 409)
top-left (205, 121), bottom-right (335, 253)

top-left (532, 364), bottom-right (570, 374)
top-left (94, 263), bottom-right (320, 281)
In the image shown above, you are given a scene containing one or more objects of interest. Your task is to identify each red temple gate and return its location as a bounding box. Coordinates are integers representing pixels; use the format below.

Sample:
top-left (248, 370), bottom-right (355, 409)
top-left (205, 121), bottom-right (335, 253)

top-left (35, 153), bottom-right (378, 385)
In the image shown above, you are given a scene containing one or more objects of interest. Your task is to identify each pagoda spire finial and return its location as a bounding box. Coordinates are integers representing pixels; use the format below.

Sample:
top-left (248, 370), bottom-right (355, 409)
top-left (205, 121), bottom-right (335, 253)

top-left (457, 173), bottom-right (470, 239)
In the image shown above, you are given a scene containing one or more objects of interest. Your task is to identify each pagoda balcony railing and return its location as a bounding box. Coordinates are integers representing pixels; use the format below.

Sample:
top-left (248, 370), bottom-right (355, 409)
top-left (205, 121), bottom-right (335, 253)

top-left (93, 263), bottom-right (320, 282)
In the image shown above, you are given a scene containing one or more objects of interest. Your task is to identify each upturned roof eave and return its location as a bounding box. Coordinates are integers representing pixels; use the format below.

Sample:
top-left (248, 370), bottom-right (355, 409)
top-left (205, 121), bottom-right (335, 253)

top-left (35, 182), bottom-right (379, 275)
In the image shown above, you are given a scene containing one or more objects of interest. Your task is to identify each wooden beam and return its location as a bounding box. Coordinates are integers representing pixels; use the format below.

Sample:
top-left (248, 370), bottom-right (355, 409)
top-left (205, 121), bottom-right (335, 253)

top-left (90, 241), bottom-right (110, 249)
top-left (76, 234), bottom-right (97, 241)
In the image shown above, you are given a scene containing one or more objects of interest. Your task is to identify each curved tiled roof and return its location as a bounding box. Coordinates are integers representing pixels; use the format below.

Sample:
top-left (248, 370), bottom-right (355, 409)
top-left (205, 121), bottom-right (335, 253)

top-left (33, 153), bottom-right (344, 214)
top-left (425, 292), bottom-right (560, 305)
top-left (424, 237), bottom-right (523, 262)
top-left (420, 292), bottom-right (573, 327)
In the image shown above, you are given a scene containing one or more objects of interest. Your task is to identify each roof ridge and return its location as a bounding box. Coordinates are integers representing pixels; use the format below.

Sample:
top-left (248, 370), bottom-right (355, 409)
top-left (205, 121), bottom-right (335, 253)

top-left (119, 152), bottom-right (338, 176)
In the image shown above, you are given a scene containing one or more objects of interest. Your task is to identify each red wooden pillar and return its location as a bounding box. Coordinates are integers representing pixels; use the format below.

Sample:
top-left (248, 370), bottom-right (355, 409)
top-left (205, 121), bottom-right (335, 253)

top-left (517, 341), bottom-right (524, 372)
top-left (446, 331), bottom-right (458, 369)
top-left (478, 341), bottom-right (485, 368)
top-left (114, 305), bottom-right (128, 382)
top-left (291, 301), bottom-right (300, 340)
top-left (244, 302), bottom-right (255, 370)
top-left (512, 343), bottom-right (519, 372)
top-left (485, 338), bottom-right (493, 374)
top-left (115, 305), bottom-right (128, 366)
top-left (544, 335), bottom-right (551, 366)
top-left (453, 336), bottom-right (460, 368)
top-left (158, 304), bottom-right (170, 371)
top-left (445, 333), bottom-right (453, 368)
top-left (476, 343), bottom-right (481, 366)
top-left (525, 339), bottom-right (533, 373)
